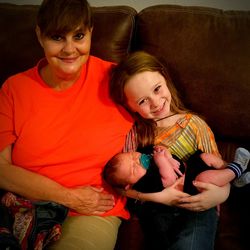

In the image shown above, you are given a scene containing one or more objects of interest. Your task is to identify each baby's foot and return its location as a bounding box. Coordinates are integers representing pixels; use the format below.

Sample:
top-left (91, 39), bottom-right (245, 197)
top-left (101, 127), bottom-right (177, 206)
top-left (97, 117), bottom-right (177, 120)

top-left (233, 147), bottom-right (250, 172)
top-left (232, 148), bottom-right (250, 187)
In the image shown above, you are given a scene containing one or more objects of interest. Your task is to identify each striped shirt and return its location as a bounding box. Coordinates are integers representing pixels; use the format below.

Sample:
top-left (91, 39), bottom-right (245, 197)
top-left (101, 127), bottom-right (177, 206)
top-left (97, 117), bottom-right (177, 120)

top-left (155, 113), bottom-right (220, 161)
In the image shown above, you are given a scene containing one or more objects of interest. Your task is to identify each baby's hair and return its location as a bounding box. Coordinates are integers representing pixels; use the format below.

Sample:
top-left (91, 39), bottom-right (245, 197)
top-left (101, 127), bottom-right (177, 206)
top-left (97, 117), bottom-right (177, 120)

top-left (110, 51), bottom-right (188, 147)
top-left (103, 153), bottom-right (128, 188)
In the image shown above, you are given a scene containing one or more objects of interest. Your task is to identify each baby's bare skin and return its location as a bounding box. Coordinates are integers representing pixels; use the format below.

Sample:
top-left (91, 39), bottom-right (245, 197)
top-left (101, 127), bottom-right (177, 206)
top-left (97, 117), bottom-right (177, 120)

top-left (196, 153), bottom-right (234, 187)
top-left (153, 145), bottom-right (183, 187)
top-left (153, 147), bottom-right (227, 188)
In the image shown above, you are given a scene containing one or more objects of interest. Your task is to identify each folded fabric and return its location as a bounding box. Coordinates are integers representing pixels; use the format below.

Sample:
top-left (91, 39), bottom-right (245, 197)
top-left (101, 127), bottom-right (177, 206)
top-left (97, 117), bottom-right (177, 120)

top-left (0, 203), bottom-right (21, 249)
top-left (1, 192), bottom-right (68, 250)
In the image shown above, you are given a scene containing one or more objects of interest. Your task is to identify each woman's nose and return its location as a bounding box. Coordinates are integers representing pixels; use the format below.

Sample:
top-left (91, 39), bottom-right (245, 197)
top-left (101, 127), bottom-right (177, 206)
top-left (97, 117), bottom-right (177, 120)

top-left (62, 39), bottom-right (75, 53)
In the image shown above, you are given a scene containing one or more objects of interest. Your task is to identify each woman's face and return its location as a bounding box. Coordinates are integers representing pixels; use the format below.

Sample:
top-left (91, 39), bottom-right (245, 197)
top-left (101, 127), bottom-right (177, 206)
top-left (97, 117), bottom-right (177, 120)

top-left (124, 71), bottom-right (172, 120)
top-left (37, 26), bottom-right (92, 80)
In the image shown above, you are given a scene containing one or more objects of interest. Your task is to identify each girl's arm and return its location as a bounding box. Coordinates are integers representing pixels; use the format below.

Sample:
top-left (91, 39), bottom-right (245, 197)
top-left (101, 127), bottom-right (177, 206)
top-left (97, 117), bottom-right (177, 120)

top-left (123, 177), bottom-right (190, 206)
top-left (122, 177), bottom-right (229, 211)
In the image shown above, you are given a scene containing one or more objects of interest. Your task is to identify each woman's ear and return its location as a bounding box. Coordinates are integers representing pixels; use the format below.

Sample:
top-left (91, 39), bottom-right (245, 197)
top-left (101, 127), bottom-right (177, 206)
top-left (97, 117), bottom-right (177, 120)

top-left (35, 26), bottom-right (44, 48)
top-left (87, 26), bottom-right (93, 39)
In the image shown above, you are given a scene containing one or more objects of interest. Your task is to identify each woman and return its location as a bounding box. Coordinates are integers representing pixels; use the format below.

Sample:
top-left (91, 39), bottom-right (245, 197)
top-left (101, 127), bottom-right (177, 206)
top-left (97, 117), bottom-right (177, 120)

top-left (0, 0), bottom-right (133, 249)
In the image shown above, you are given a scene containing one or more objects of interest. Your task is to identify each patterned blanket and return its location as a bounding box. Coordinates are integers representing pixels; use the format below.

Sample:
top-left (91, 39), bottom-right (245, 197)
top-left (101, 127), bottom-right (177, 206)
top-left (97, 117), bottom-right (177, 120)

top-left (0, 192), bottom-right (68, 250)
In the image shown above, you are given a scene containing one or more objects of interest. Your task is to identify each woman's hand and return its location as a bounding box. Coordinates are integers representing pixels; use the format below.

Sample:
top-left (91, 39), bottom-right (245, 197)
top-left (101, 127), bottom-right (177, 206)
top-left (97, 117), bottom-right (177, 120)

top-left (65, 186), bottom-right (115, 215)
top-left (1, 146), bottom-right (115, 215)
top-left (177, 181), bottom-right (230, 211)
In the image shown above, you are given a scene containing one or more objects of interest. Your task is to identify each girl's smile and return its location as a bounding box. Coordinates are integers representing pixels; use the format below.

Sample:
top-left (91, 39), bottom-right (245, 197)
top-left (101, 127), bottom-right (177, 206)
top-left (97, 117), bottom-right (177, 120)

top-left (124, 71), bottom-right (172, 120)
top-left (151, 100), bottom-right (167, 116)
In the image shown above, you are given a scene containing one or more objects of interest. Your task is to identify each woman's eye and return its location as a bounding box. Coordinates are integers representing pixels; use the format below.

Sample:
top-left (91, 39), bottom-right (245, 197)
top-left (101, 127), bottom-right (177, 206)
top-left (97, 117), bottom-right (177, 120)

top-left (50, 35), bottom-right (62, 41)
top-left (74, 33), bottom-right (84, 40)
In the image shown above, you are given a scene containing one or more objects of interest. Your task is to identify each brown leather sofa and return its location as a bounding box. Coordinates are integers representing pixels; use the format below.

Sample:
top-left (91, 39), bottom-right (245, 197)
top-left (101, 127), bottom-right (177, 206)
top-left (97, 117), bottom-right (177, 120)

top-left (0, 3), bottom-right (250, 250)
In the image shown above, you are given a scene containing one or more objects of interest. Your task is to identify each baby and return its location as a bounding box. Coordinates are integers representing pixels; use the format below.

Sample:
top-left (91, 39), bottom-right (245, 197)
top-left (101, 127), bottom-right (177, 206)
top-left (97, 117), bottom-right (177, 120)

top-left (103, 146), bottom-right (250, 194)
top-left (104, 145), bottom-right (183, 190)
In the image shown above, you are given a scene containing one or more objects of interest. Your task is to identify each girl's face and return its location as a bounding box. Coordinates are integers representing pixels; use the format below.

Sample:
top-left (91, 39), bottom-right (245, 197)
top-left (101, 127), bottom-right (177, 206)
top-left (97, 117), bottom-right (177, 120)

top-left (36, 26), bottom-right (92, 81)
top-left (124, 71), bottom-right (172, 120)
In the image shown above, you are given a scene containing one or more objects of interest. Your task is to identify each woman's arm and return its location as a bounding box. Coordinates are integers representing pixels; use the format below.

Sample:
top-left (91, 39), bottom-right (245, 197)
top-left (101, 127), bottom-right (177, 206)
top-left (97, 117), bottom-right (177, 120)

top-left (0, 145), bottom-right (115, 215)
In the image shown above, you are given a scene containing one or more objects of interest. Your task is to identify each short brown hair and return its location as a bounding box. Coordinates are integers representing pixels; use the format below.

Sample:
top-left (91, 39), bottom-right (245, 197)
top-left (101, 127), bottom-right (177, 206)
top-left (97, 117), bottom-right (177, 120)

top-left (37, 0), bottom-right (93, 37)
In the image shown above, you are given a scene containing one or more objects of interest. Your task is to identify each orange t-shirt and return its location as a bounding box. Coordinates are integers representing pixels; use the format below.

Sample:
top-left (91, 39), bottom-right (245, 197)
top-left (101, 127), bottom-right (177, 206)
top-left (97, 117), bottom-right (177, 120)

top-left (0, 56), bottom-right (133, 219)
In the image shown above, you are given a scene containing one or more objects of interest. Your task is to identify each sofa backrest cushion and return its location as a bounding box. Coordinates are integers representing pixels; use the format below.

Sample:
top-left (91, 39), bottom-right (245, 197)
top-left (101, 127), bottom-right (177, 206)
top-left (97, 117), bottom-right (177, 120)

top-left (0, 4), bottom-right (137, 85)
top-left (0, 4), bottom-right (42, 85)
top-left (91, 6), bottom-right (137, 63)
top-left (135, 5), bottom-right (250, 142)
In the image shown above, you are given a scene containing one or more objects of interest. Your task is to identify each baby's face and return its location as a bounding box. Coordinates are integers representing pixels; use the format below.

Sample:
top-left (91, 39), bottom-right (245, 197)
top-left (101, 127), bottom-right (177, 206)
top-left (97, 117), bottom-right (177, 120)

top-left (118, 152), bottom-right (147, 185)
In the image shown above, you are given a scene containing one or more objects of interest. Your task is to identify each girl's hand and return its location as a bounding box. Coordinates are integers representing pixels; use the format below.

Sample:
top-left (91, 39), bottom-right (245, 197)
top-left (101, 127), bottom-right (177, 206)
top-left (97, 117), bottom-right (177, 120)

top-left (177, 181), bottom-right (230, 211)
top-left (122, 177), bottom-right (190, 206)
top-left (65, 186), bottom-right (115, 215)
top-left (151, 177), bottom-right (190, 206)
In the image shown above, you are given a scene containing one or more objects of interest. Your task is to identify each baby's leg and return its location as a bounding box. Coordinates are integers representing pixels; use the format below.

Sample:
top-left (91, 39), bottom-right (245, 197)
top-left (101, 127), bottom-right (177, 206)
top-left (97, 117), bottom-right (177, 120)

top-left (198, 148), bottom-right (250, 187)
top-left (200, 153), bottom-right (225, 169)
top-left (232, 147), bottom-right (250, 187)
top-left (196, 168), bottom-right (235, 187)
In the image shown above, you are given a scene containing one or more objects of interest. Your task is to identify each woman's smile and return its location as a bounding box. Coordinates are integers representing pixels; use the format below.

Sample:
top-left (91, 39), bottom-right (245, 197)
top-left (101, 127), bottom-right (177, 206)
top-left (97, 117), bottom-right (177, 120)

top-left (59, 56), bottom-right (79, 63)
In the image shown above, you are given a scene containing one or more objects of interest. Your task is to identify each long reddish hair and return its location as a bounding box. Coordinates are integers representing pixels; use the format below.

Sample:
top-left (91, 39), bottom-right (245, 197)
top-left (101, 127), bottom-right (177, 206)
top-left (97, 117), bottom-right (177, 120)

top-left (110, 51), bottom-right (188, 147)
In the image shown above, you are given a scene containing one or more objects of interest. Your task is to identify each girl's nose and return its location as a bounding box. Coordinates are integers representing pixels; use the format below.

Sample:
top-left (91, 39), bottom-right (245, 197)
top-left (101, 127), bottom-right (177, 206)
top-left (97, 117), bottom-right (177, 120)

top-left (150, 98), bottom-right (159, 108)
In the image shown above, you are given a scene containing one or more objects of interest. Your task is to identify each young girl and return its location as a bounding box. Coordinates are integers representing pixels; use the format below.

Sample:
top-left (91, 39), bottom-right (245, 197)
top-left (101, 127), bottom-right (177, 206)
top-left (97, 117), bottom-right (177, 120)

top-left (109, 51), bottom-right (236, 250)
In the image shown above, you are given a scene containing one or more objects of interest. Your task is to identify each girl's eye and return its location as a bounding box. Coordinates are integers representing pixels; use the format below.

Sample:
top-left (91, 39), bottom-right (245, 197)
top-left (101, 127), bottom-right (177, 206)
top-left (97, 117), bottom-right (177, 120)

top-left (138, 99), bottom-right (147, 106)
top-left (154, 85), bottom-right (161, 93)
top-left (74, 33), bottom-right (85, 40)
top-left (50, 34), bottom-right (62, 41)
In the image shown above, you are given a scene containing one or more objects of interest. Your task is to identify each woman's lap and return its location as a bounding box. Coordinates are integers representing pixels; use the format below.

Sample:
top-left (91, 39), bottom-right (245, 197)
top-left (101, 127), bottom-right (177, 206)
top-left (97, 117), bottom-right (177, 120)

top-left (49, 215), bottom-right (121, 250)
